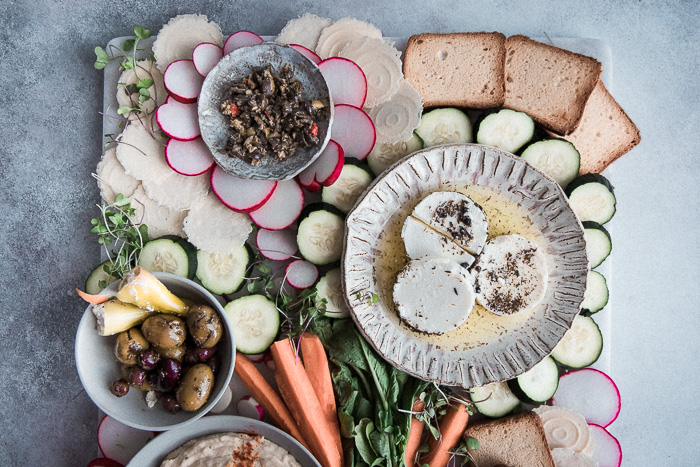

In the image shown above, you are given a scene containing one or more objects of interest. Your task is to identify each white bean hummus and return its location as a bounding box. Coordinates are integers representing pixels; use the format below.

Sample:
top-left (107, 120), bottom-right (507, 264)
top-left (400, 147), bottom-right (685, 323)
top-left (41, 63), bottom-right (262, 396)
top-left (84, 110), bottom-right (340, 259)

top-left (160, 432), bottom-right (302, 466)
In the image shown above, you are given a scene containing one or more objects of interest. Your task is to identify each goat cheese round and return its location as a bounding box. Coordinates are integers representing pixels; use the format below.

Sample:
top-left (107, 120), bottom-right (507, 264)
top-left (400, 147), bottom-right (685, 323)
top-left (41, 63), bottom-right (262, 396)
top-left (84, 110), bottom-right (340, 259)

top-left (401, 215), bottom-right (476, 267)
top-left (474, 234), bottom-right (548, 316)
top-left (393, 258), bottom-right (476, 334)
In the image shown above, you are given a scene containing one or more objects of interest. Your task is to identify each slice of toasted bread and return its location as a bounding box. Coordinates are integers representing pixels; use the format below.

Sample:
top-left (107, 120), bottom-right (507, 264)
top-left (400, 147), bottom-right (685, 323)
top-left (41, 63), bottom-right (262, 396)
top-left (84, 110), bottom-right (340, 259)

top-left (551, 80), bottom-right (640, 174)
top-left (504, 35), bottom-right (602, 135)
top-left (403, 32), bottom-right (506, 109)
top-left (462, 411), bottom-right (555, 467)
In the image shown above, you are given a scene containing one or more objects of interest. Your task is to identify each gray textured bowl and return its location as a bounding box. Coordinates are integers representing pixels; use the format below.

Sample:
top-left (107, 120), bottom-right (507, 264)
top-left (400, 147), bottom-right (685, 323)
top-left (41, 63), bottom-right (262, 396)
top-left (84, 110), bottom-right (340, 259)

top-left (75, 272), bottom-right (235, 431)
top-left (198, 42), bottom-right (333, 180)
top-left (343, 144), bottom-right (589, 389)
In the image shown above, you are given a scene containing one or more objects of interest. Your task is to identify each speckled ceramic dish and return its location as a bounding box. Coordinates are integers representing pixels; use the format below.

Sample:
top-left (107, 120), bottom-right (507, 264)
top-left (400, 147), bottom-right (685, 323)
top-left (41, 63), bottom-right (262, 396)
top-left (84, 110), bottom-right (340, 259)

top-left (343, 144), bottom-right (588, 389)
top-left (198, 42), bottom-right (333, 180)
top-left (75, 273), bottom-right (235, 431)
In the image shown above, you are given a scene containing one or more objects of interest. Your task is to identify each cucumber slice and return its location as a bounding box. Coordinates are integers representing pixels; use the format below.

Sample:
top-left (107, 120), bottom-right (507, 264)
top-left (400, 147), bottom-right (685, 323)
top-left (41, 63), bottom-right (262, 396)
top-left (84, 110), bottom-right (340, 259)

top-left (476, 109), bottom-right (535, 154)
top-left (195, 244), bottom-right (252, 295)
top-left (520, 139), bottom-right (580, 189)
top-left (224, 294), bottom-right (279, 354)
top-left (367, 132), bottom-right (423, 176)
top-left (414, 108), bottom-right (473, 148)
top-left (137, 237), bottom-right (197, 279)
top-left (582, 270), bottom-right (609, 314)
top-left (85, 260), bottom-right (118, 295)
top-left (508, 356), bottom-right (559, 403)
top-left (583, 221), bottom-right (612, 269)
top-left (566, 173), bottom-right (616, 225)
top-left (551, 315), bottom-right (603, 368)
top-left (321, 162), bottom-right (374, 213)
top-left (315, 268), bottom-right (349, 318)
top-left (471, 381), bottom-right (520, 418)
top-left (297, 204), bottom-right (345, 265)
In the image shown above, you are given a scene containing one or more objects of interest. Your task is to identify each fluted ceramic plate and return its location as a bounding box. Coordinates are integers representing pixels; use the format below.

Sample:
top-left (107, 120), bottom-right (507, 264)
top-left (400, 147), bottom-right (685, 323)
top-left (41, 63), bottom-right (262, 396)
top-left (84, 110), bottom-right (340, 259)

top-left (198, 42), bottom-right (333, 180)
top-left (343, 144), bottom-right (588, 388)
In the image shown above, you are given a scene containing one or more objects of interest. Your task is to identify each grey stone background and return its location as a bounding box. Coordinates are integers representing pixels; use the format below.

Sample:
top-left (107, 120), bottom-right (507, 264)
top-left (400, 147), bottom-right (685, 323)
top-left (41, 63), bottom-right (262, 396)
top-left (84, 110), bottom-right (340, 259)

top-left (1, 0), bottom-right (697, 465)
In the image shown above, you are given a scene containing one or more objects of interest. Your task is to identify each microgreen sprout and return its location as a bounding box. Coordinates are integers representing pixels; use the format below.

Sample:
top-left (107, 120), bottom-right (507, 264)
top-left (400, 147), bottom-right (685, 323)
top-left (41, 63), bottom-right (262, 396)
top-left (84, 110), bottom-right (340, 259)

top-left (94, 24), bottom-right (152, 70)
top-left (355, 290), bottom-right (379, 305)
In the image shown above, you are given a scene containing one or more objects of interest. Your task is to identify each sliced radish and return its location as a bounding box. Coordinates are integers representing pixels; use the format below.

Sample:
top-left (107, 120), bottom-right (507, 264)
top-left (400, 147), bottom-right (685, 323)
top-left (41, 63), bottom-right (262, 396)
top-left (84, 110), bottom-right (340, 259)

top-left (97, 415), bottom-right (155, 465)
top-left (192, 42), bottom-right (224, 77)
top-left (589, 424), bottom-right (622, 467)
top-left (553, 368), bottom-right (621, 428)
top-left (246, 352), bottom-right (268, 363)
top-left (257, 228), bottom-right (298, 261)
top-left (87, 458), bottom-right (124, 467)
top-left (237, 395), bottom-right (265, 421)
top-left (299, 177), bottom-right (322, 192)
top-left (165, 138), bottom-right (215, 175)
top-left (210, 385), bottom-right (233, 414)
top-left (249, 179), bottom-right (305, 230)
top-left (163, 59), bottom-right (204, 103)
top-left (210, 165), bottom-right (277, 212)
top-left (223, 30), bottom-right (264, 55)
top-left (264, 351), bottom-right (275, 370)
top-left (297, 139), bottom-right (344, 189)
top-left (289, 44), bottom-right (321, 64)
top-left (285, 259), bottom-right (319, 289)
top-left (156, 97), bottom-right (201, 141)
top-left (319, 57), bottom-right (367, 107)
top-left (330, 104), bottom-right (376, 160)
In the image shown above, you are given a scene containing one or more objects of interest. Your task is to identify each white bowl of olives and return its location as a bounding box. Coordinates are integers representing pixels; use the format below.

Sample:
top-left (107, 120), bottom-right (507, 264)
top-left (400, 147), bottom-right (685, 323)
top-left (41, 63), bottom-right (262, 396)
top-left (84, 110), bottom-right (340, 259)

top-left (75, 268), bottom-right (235, 431)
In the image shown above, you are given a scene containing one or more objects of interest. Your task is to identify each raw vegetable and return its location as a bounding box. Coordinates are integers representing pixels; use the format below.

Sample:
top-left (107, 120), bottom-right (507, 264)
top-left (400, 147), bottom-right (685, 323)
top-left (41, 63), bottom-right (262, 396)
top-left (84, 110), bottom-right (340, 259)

top-left (367, 132), bottom-right (423, 176)
top-left (583, 221), bottom-right (612, 269)
top-left (508, 355), bottom-right (559, 403)
top-left (224, 294), bottom-right (280, 354)
top-left (137, 236), bottom-right (197, 279)
top-left (237, 395), bottom-right (265, 421)
top-left (520, 139), bottom-right (580, 189)
top-left (566, 173), bottom-right (617, 224)
top-left (296, 204), bottom-right (345, 265)
top-left (223, 30), bottom-right (263, 55)
top-left (285, 259), bottom-right (319, 289)
top-left (415, 108), bottom-right (473, 147)
top-left (97, 415), bottom-right (155, 465)
top-left (551, 315), bottom-right (603, 368)
top-left (115, 266), bottom-right (188, 315)
top-left (256, 228), bottom-right (298, 261)
top-left (297, 139), bottom-right (345, 191)
top-left (552, 368), bottom-right (621, 427)
top-left (314, 268), bottom-right (349, 318)
top-left (403, 400), bottom-right (425, 466)
top-left (165, 138), bottom-right (215, 176)
top-left (85, 260), bottom-right (119, 295)
top-left (471, 381), bottom-right (520, 418)
top-left (162, 59), bottom-right (203, 103)
top-left (196, 244), bottom-right (251, 295)
top-left (271, 339), bottom-right (343, 467)
top-left (192, 42), bottom-right (223, 77)
top-left (422, 397), bottom-right (470, 467)
top-left (87, 458), bottom-right (123, 467)
top-left (249, 180), bottom-right (305, 230)
top-left (233, 352), bottom-right (309, 448)
top-left (476, 108), bottom-right (535, 153)
top-left (321, 162), bottom-right (374, 213)
top-left (589, 423), bottom-right (623, 467)
top-left (330, 104), bottom-right (377, 160)
top-left (156, 97), bottom-right (201, 141)
top-left (582, 270), bottom-right (609, 314)
top-left (300, 333), bottom-right (343, 464)
top-left (210, 165), bottom-right (277, 212)
top-left (318, 57), bottom-right (367, 107)
top-left (77, 289), bottom-right (110, 305)
top-left (289, 44), bottom-right (322, 64)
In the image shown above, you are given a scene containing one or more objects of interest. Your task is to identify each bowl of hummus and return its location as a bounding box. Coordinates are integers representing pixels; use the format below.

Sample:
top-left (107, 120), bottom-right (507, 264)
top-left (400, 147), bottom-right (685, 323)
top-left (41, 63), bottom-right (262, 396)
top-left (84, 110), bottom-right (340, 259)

top-left (128, 415), bottom-right (321, 467)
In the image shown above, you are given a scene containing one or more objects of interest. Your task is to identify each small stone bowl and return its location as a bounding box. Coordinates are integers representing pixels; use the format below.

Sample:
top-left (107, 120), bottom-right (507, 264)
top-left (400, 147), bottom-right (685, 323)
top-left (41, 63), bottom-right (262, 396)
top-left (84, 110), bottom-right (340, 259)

top-left (198, 42), bottom-right (333, 180)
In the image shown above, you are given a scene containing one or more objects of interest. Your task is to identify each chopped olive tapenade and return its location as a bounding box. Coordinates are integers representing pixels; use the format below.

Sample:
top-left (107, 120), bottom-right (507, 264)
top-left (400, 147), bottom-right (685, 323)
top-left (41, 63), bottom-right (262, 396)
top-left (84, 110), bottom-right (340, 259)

top-left (221, 64), bottom-right (328, 166)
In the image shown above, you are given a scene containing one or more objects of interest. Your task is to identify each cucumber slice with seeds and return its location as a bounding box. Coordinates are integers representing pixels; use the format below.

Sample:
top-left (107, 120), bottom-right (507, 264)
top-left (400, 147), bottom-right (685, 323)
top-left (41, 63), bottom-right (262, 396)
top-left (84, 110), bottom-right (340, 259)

top-left (321, 162), bottom-right (373, 213)
top-left (508, 356), bottom-right (559, 403)
top-left (297, 204), bottom-right (345, 266)
top-left (224, 294), bottom-right (279, 354)
top-left (582, 270), bottom-right (609, 314)
top-left (367, 132), bottom-right (423, 176)
top-left (415, 108), bottom-right (472, 148)
top-left (476, 109), bottom-right (535, 154)
top-left (583, 221), bottom-right (612, 269)
top-left (195, 244), bottom-right (252, 295)
top-left (137, 237), bottom-right (197, 279)
top-left (471, 381), bottom-right (520, 418)
top-left (551, 315), bottom-right (603, 368)
top-left (566, 173), bottom-right (616, 225)
top-left (85, 260), bottom-right (118, 295)
top-left (520, 139), bottom-right (580, 189)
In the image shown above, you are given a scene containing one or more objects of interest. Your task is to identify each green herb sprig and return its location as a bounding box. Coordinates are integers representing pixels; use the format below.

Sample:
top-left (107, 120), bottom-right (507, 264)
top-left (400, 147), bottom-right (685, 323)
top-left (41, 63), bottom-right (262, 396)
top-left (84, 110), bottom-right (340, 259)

top-left (94, 25), bottom-right (152, 70)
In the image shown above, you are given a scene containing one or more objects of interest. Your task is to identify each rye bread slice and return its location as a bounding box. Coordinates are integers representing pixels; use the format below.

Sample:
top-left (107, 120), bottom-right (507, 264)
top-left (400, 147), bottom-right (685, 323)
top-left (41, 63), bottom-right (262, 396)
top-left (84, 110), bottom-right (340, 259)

top-left (504, 35), bottom-right (602, 135)
top-left (550, 80), bottom-right (641, 174)
top-left (403, 32), bottom-right (506, 109)
top-left (463, 411), bottom-right (555, 467)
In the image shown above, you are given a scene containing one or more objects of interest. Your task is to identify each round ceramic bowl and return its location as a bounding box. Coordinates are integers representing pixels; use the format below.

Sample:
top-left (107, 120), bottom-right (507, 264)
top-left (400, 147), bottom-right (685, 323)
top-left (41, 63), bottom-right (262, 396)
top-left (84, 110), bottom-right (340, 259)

top-left (343, 144), bottom-right (588, 389)
top-left (128, 415), bottom-right (321, 467)
top-left (198, 42), bottom-right (333, 180)
top-left (75, 272), bottom-right (235, 431)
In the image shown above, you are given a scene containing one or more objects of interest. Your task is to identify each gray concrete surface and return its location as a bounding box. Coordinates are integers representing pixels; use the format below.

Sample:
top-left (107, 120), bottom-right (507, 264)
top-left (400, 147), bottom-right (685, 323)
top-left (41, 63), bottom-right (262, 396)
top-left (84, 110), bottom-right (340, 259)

top-left (0, 0), bottom-right (697, 465)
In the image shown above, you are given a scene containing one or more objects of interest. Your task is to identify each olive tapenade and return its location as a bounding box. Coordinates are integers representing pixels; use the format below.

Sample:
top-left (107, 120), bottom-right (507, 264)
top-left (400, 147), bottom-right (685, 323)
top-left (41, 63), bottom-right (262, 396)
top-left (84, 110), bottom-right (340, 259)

top-left (221, 64), bottom-right (328, 165)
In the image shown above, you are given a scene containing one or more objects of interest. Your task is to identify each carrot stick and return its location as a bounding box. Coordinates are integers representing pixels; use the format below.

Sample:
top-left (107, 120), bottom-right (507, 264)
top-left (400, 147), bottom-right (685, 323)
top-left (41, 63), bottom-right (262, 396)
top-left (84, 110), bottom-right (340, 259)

top-left (76, 288), bottom-right (110, 304)
top-left (271, 339), bottom-right (343, 467)
top-left (300, 333), bottom-right (343, 465)
top-left (422, 398), bottom-right (470, 467)
top-left (404, 400), bottom-right (426, 466)
top-left (234, 352), bottom-right (309, 450)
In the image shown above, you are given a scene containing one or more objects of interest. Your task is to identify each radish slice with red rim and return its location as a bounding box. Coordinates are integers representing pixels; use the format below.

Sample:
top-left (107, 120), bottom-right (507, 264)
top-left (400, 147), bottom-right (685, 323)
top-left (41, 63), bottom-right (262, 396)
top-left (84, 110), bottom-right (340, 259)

top-left (257, 228), bottom-right (298, 261)
top-left (223, 31), bottom-right (264, 55)
top-left (192, 42), bottom-right (224, 77)
top-left (237, 395), bottom-right (265, 421)
top-left (330, 104), bottom-right (376, 160)
top-left (97, 415), bottom-right (156, 465)
top-left (156, 97), bottom-right (201, 141)
top-left (165, 138), bottom-right (215, 176)
top-left (552, 368), bottom-right (621, 427)
top-left (289, 44), bottom-right (321, 64)
top-left (245, 352), bottom-right (268, 363)
top-left (210, 165), bottom-right (277, 212)
top-left (285, 259), bottom-right (319, 289)
top-left (319, 57), bottom-right (367, 107)
top-left (87, 458), bottom-right (124, 467)
top-left (589, 424), bottom-right (622, 467)
top-left (249, 179), bottom-right (305, 230)
top-left (163, 59), bottom-right (204, 103)
top-left (297, 139), bottom-right (344, 189)
top-left (263, 351), bottom-right (275, 370)
top-left (298, 177), bottom-right (322, 192)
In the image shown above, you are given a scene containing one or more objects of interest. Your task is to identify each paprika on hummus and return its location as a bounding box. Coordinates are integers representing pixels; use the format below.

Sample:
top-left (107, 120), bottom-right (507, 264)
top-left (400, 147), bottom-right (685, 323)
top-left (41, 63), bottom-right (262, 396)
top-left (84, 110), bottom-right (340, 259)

top-left (160, 432), bottom-right (302, 467)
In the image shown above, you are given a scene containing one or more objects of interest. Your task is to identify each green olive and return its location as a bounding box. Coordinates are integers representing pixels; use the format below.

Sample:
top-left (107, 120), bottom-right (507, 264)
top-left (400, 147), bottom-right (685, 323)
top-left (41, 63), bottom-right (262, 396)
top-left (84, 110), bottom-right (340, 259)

top-left (141, 314), bottom-right (186, 349)
top-left (114, 328), bottom-right (149, 365)
top-left (156, 344), bottom-right (186, 362)
top-left (175, 363), bottom-right (214, 412)
top-left (186, 305), bottom-right (223, 348)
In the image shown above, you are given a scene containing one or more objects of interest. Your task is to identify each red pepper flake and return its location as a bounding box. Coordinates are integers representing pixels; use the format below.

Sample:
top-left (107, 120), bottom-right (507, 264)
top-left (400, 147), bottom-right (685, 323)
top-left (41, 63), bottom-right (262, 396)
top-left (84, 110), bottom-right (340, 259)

top-left (310, 123), bottom-right (318, 138)
top-left (229, 103), bottom-right (240, 117)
